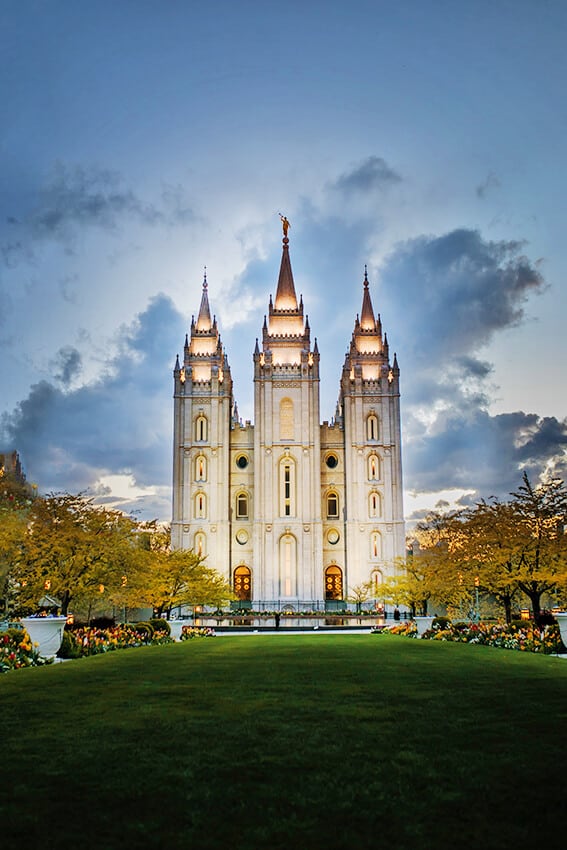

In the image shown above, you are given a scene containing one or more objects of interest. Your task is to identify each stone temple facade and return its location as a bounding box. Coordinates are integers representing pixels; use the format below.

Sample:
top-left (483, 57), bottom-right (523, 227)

top-left (172, 227), bottom-right (404, 609)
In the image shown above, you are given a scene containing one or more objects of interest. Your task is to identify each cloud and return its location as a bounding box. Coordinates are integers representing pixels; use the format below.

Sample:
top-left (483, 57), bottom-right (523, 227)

top-left (1, 163), bottom-right (197, 263)
top-left (476, 171), bottom-right (501, 198)
top-left (380, 228), bottom-right (545, 364)
top-left (0, 294), bottom-right (186, 517)
top-left (50, 346), bottom-right (82, 387)
top-left (405, 409), bottom-right (567, 497)
top-left (334, 156), bottom-right (402, 195)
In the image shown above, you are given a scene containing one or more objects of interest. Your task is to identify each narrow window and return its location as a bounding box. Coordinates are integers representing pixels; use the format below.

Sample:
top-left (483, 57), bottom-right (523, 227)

top-left (280, 460), bottom-right (296, 517)
top-left (369, 492), bottom-right (381, 518)
top-left (195, 415), bottom-right (208, 442)
top-left (195, 493), bottom-right (206, 518)
top-left (194, 532), bottom-right (206, 557)
top-left (236, 492), bottom-right (249, 519)
top-left (367, 414), bottom-right (379, 442)
top-left (371, 532), bottom-right (381, 559)
top-left (196, 455), bottom-right (206, 481)
top-left (368, 454), bottom-right (379, 481)
top-left (327, 492), bottom-right (339, 519)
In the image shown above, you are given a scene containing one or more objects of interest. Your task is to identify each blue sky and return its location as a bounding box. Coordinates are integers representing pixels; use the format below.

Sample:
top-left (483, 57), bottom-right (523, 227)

top-left (1, 0), bottom-right (566, 522)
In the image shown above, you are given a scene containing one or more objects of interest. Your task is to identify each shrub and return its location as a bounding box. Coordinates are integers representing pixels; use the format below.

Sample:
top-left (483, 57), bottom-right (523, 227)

top-left (90, 616), bottom-right (116, 629)
top-left (432, 616), bottom-right (452, 631)
top-left (133, 622), bottom-right (154, 640)
top-left (149, 618), bottom-right (171, 636)
top-left (58, 630), bottom-right (81, 659)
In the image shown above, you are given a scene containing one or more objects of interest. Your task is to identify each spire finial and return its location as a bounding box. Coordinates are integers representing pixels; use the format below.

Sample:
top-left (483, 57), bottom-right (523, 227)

top-left (203, 266), bottom-right (208, 289)
top-left (279, 212), bottom-right (290, 242)
top-left (364, 264), bottom-right (369, 287)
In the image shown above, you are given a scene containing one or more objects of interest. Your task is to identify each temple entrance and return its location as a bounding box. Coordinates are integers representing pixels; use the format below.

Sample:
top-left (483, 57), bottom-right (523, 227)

top-left (234, 565), bottom-right (252, 601)
top-left (325, 565), bottom-right (343, 601)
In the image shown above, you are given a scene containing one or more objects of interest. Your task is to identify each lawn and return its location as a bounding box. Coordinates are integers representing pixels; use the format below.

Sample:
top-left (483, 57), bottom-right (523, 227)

top-left (2, 634), bottom-right (566, 849)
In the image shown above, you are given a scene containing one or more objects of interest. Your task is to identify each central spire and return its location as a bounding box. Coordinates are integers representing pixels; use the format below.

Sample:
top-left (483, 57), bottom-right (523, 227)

top-left (196, 268), bottom-right (212, 331)
top-left (274, 215), bottom-right (298, 310)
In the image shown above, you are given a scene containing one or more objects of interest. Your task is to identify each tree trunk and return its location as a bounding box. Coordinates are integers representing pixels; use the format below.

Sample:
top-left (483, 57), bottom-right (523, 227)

top-left (61, 588), bottom-right (71, 616)
top-left (502, 594), bottom-right (513, 625)
top-left (520, 584), bottom-right (544, 624)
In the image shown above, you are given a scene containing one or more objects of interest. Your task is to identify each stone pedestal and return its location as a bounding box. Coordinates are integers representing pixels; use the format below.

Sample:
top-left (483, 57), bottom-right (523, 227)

top-left (21, 617), bottom-right (67, 658)
top-left (167, 620), bottom-right (185, 641)
top-left (554, 612), bottom-right (567, 651)
top-left (414, 616), bottom-right (435, 638)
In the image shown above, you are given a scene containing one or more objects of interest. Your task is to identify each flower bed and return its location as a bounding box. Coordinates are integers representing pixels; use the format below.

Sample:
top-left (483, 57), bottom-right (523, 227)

top-left (0, 628), bottom-right (53, 673)
top-left (375, 618), bottom-right (565, 654)
top-left (180, 626), bottom-right (216, 639)
top-left (59, 623), bottom-right (174, 658)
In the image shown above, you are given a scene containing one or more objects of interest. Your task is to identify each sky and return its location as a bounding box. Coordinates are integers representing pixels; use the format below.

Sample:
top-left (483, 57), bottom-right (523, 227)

top-left (1, 0), bottom-right (566, 524)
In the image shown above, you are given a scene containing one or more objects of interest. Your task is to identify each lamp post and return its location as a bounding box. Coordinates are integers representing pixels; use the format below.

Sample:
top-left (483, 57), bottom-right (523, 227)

top-left (473, 575), bottom-right (480, 623)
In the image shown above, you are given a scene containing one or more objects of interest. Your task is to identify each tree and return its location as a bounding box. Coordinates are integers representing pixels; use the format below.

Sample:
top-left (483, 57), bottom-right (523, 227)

top-left (407, 475), bottom-right (567, 624)
top-left (347, 582), bottom-right (373, 613)
top-left (12, 493), bottom-right (143, 615)
top-left (136, 526), bottom-right (233, 616)
top-left (0, 470), bottom-right (36, 613)
top-left (454, 500), bottom-right (523, 624)
top-left (510, 473), bottom-right (567, 623)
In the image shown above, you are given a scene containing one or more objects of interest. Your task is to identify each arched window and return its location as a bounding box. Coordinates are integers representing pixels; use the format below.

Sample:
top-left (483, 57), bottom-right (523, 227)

top-left (236, 492), bottom-right (249, 519)
top-left (279, 397), bottom-right (294, 441)
top-left (279, 534), bottom-right (297, 597)
top-left (368, 454), bottom-right (380, 481)
top-left (369, 491), bottom-right (381, 518)
top-left (325, 565), bottom-right (343, 600)
top-left (326, 491), bottom-right (339, 519)
top-left (279, 459), bottom-right (296, 517)
top-left (370, 531), bottom-right (381, 559)
top-left (195, 492), bottom-right (206, 518)
top-left (195, 455), bottom-right (207, 481)
top-left (371, 569), bottom-right (383, 594)
top-left (195, 415), bottom-right (208, 442)
top-left (367, 414), bottom-right (379, 442)
top-left (194, 532), bottom-right (206, 557)
top-left (234, 565), bottom-right (252, 601)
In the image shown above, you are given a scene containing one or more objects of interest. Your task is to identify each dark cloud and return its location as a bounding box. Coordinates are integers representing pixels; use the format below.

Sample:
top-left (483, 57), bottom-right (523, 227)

top-left (405, 408), bottom-right (567, 498)
top-left (476, 171), bottom-right (501, 198)
top-left (334, 156), bottom-right (402, 194)
top-left (1, 163), bottom-right (196, 264)
top-left (380, 228), bottom-right (545, 363)
top-left (454, 355), bottom-right (493, 379)
top-left (0, 294), bottom-right (186, 514)
top-left (50, 346), bottom-right (82, 386)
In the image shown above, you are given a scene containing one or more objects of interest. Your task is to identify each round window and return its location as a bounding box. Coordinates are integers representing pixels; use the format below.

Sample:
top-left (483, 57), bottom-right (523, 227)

top-left (326, 454), bottom-right (338, 469)
top-left (236, 455), bottom-right (249, 469)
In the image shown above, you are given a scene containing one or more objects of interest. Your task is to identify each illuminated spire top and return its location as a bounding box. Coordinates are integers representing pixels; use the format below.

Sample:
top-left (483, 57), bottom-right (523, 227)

top-left (196, 267), bottom-right (212, 331)
top-left (274, 215), bottom-right (298, 310)
top-left (360, 265), bottom-right (376, 330)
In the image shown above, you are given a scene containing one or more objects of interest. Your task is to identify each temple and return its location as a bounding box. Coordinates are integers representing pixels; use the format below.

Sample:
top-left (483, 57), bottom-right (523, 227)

top-left (172, 226), bottom-right (404, 609)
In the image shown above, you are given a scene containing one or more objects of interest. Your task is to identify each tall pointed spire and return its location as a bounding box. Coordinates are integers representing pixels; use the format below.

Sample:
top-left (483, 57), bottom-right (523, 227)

top-left (274, 217), bottom-right (298, 310)
top-left (196, 267), bottom-right (212, 331)
top-left (360, 265), bottom-right (376, 330)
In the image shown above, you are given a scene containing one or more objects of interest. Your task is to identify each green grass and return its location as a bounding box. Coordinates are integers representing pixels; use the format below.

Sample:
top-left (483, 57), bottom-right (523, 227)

top-left (2, 635), bottom-right (567, 849)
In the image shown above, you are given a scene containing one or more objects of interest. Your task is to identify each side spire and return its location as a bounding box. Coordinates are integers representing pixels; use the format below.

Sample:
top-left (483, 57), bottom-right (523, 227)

top-left (196, 267), bottom-right (212, 331)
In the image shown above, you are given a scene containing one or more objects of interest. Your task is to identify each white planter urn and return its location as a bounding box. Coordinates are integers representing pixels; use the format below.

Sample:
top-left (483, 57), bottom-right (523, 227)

top-left (20, 616), bottom-right (68, 658)
top-left (167, 620), bottom-right (185, 641)
top-left (554, 612), bottom-right (567, 651)
top-left (414, 616), bottom-right (435, 638)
